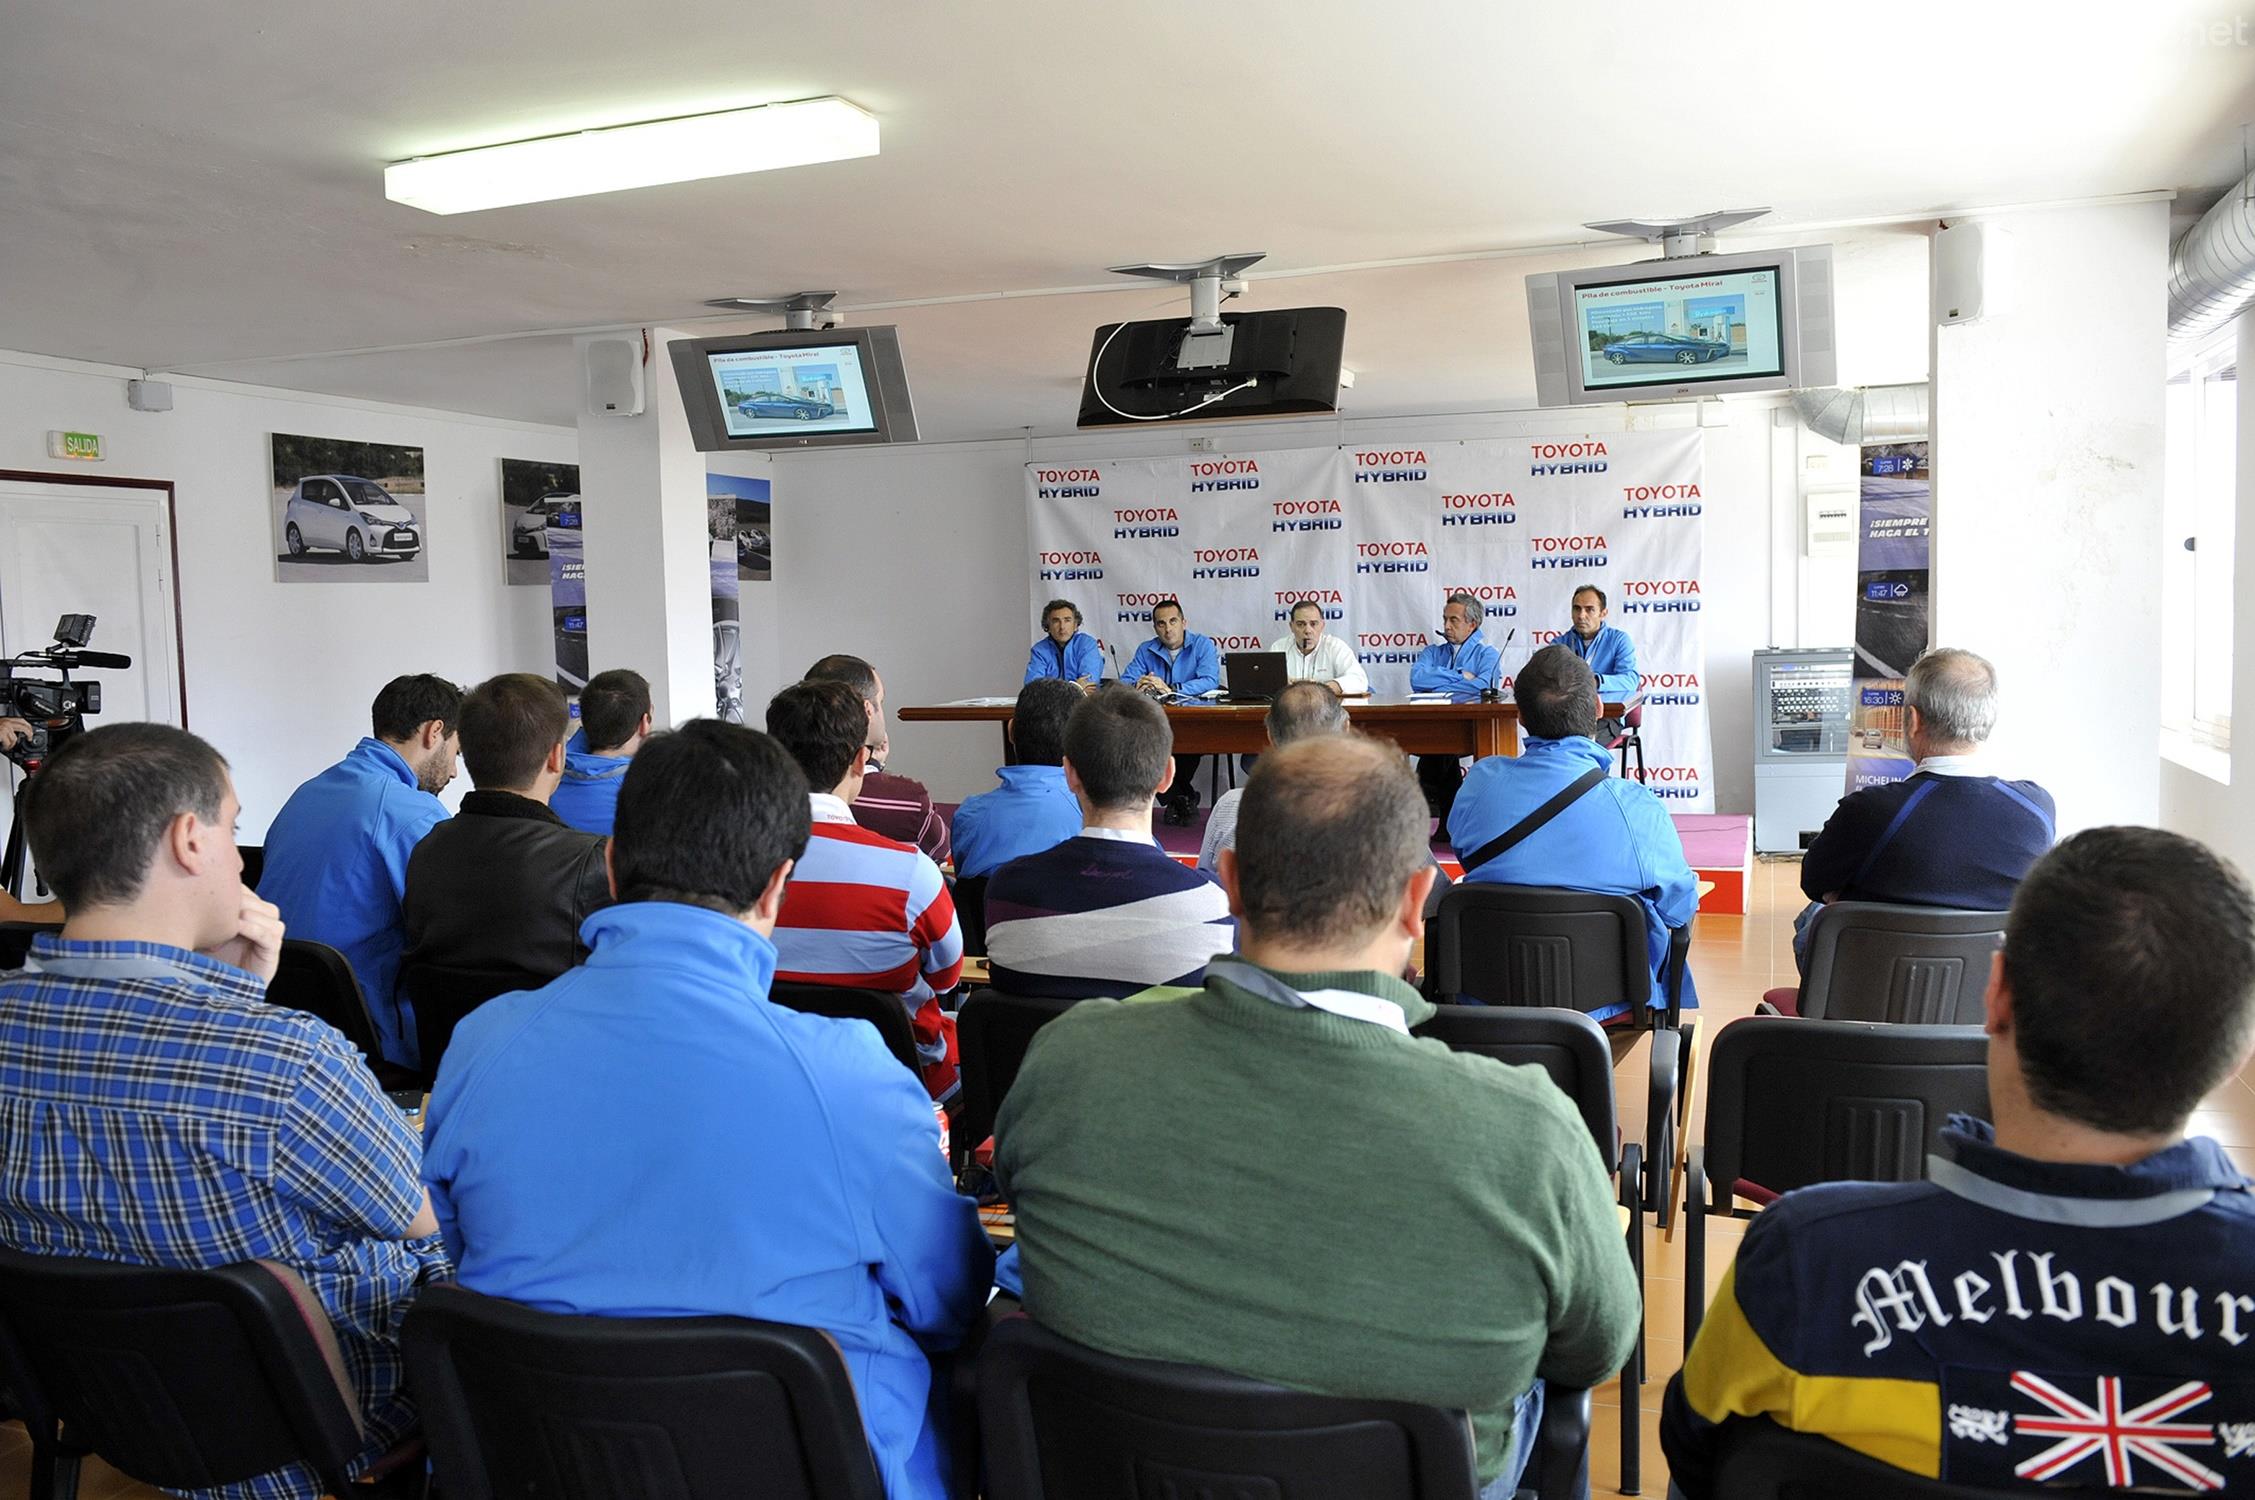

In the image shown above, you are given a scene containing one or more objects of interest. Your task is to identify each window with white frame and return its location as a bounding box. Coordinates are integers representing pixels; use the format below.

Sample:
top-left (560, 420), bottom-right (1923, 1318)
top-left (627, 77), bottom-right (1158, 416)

top-left (2163, 323), bottom-right (2237, 753)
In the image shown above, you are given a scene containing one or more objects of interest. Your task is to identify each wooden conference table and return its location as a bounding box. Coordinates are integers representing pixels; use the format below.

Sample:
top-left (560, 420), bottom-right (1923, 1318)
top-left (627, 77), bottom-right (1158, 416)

top-left (900, 696), bottom-right (1633, 762)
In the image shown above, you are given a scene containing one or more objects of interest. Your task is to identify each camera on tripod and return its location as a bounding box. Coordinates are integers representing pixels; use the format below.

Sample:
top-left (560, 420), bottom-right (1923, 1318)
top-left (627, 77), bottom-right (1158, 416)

top-left (3, 614), bottom-right (130, 773)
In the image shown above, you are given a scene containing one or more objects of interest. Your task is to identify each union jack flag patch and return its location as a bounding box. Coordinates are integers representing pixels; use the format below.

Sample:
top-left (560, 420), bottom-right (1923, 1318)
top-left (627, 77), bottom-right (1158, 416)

top-left (1942, 1366), bottom-right (2255, 1492)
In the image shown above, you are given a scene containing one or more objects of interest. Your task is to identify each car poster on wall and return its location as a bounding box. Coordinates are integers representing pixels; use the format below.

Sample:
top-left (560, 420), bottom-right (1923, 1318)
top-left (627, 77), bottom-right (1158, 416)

top-left (706, 472), bottom-right (770, 722)
top-left (500, 458), bottom-right (581, 587)
top-left (1844, 440), bottom-right (1932, 793)
top-left (270, 433), bottom-right (428, 583)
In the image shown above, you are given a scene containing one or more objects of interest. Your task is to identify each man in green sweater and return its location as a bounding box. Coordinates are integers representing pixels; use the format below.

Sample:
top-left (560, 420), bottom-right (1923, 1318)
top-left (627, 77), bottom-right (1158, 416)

top-left (993, 733), bottom-right (1641, 1498)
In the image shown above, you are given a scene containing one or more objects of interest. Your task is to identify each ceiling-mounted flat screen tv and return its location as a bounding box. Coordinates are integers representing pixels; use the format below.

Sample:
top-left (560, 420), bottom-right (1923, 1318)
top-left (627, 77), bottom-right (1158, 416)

top-left (669, 327), bottom-right (919, 451)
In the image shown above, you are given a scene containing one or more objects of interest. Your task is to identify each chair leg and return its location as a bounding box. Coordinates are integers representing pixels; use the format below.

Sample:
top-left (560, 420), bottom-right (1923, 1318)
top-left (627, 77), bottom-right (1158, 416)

top-left (1618, 1141), bottom-right (1644, 1496)
top-left (29, 1434), bottom-right (81, 1500)
top-left (1685, 1146), bottom-right (1708, 1348)
top-left (1632, 733), bottom-right (1646, 784)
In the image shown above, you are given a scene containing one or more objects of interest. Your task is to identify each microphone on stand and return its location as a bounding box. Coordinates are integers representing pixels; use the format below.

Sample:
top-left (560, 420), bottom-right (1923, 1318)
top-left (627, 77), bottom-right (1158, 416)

top-left (1100, 637), bottom-right (1123, 684)
top-left (1481, 627), bottom-right (1515, 702)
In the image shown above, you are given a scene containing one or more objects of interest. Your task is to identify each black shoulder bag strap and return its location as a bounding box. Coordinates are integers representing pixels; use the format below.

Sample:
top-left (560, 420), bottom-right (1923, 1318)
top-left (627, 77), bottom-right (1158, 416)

top-left (1459, 765), bottom-right (1610, 877)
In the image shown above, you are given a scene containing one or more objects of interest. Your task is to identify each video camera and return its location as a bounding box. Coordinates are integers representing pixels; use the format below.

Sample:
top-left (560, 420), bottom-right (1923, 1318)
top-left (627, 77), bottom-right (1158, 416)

top-left (2, 614), bottom-right (130, 773)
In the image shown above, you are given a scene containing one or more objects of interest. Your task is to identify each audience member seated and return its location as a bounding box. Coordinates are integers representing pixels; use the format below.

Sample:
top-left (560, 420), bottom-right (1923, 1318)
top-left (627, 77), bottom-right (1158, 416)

top-left (0, 724), bottom-right (448, 1500)
top-left (985, 686), bottom-right (1233, 1000)
top-left (1664, 826), bottom-right (2255, 1497)
top-left (805, 652), bottom-right (951, 866)
top-left (768, 679), bottom-right (966, 1101)
top-left (550, 668), bottom-right (651, 836)
top-left (402, 674), bottom-right (610, 988)
top-left (1198, 680), bottom-right (1347, 872)
top-left (1794, 646), bottom-right (2054, 973)
top-left (994, 734), bottom-right (1640, 1499)
top-left (259, 673), bottom-right (461, 1069)
top-left (423, 719), bottom-right (990, 1500)
top-left (950, 678), bottom-right (1084, 881)
top-left (1447, 645), bottom-right (1697, 1020)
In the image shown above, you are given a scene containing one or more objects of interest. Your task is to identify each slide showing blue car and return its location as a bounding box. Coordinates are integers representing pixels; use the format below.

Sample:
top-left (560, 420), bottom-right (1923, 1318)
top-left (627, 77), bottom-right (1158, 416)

top-left (1602, 334), bottom-right (1732, 365)
top-left (734, 392), bottom-right (837, 421)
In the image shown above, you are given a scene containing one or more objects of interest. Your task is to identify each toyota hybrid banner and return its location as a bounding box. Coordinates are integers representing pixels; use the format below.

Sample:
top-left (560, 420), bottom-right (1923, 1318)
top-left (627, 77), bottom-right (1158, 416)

top-left (1026, 430), bottom-right (1712, 811)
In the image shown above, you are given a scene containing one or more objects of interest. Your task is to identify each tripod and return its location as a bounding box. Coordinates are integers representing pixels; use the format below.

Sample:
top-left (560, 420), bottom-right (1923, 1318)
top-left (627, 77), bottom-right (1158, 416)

top-left (1, 771), bottom-right (35, 903)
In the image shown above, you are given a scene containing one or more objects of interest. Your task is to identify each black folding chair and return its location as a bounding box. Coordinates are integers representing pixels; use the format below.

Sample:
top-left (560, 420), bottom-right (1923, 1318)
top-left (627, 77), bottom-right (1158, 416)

top-left (1412, 1004), bottom-right (1646, 1493)
top-left (1795, 902), bottom-right (2008, 1023)
top-left (956, 988), bottom-right (1084, 1154)
top-left (266, 938), bottom-right (421, 1099)
top-left (953, 874), bottom-right (990, 958)
top-left (402, 1281), bottom-right (885, 1500)
top-left (1685, 1017), bottom-right (1989, 1343)
top-left (0, 1245), bottom-right (419, 1499)
top-left (399, 960), bottom-right (547, 1088)
top-left (769, 979), bottom-right (922, 1075)
top-left (1710, 1415), bottom-right (2030, 1496)
top-left (978, 1312), bottom-right (1590, 1500)
top-left (0, 920), bottom-right (62, 970)
top-left (1425, 883), bottom-right (1693, 1226)
top-left (1602, 703), bottom-right (1646, 784)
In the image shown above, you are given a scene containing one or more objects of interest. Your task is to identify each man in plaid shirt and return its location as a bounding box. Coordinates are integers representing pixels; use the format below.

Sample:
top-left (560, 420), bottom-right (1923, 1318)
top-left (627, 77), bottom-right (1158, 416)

top-left (0, 723), bottom-right (448, 1500)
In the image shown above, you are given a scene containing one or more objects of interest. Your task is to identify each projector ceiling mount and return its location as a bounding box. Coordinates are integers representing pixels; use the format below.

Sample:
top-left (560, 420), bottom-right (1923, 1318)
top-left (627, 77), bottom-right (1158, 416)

top-left (1583, 208), bottom-right (1771, 260)
top-left (703, 290), bottom-right (842, 330)
top-left (1109, 252), bottom-right (1265, 370)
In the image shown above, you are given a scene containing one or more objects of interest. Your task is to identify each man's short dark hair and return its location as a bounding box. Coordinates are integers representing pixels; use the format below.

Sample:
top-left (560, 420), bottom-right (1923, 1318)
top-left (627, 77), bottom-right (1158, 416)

top-left (458, 673), bottom-right (569, 790)
top-left (804, 653), bottom-right (878, 702)
top-left (1572, 585), bottom-right (1607, 610)
top-left (1042, 599), bottom-right (1082, 626)
top-left (1012, 678), bottom-right (1082, 767)
top-left (1513, 645), bottom-right (1602, 740)
top-left (611, 720), bottom-right (810, 912)
top-left (371, 674), bottom-right (463, 742)
top-left (2004, 827), bottom-right (2255, 1135)
top-left (1064, 688), bottom-right (1174, 811)
top-left (23, 723), bottom-right (230, 911)
top-left (765, 679), bottom-right (869, 794)
top-left (1151, 598), bottom-right (1184, 622)
top-left (1234, 735), bottom-right (1429, 944)
top-left (1265, 680), bottom-right (1348, 746)
top-left (580, 670), bottom-right (651, 752)
top-left (1289, 599), bottom-right (1324, 620)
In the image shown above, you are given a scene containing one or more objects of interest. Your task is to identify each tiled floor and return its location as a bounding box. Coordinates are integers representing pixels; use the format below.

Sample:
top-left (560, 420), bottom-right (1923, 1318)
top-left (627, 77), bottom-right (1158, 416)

top-left (10, 856), bottom-right (2255, 1497)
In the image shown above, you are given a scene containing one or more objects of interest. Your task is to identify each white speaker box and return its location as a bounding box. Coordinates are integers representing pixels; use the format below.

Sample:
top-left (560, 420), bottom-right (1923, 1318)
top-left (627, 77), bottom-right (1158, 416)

top-left (583, 336), bottom-right (645, 416)
top-left (1935, 221), bottom-right (1999, 325)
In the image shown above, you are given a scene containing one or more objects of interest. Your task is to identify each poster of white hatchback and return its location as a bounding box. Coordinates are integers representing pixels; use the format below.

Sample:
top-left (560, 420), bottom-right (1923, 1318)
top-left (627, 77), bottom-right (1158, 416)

top-left (271, 433), bottom-right (430, 583)
top-left (283, 476), bottom-right (421, 563)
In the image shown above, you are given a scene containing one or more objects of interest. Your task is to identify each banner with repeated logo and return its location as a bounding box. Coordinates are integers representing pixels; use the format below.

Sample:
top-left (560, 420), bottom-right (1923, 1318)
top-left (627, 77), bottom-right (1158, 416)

top-left (1026, 429), bottom-right (1712, 811)
top-left (1845, 440), bottom-right (1932, 792)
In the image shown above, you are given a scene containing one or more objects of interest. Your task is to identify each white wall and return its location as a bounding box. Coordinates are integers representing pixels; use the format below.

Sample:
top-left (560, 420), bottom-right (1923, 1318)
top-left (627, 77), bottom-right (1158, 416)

top-left (0, 352), bottom-right (572, 838)
top-left (1931, 200), bottom-right (2170, 834)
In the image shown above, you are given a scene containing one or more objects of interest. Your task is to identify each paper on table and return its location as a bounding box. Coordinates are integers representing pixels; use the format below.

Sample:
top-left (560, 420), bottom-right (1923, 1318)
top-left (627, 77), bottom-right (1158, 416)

top-left (1406, 692), bottom-right (1458, 702)
top-left (941, 696), bottom-right (1020, 707)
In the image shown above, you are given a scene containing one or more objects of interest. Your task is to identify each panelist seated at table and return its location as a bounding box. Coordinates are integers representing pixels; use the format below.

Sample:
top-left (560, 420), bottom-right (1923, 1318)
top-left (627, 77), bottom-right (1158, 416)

top-left (1125, 598), bottom-right (1221, 824)
top-left (1024, 597), bottom-right (1108, 688)
top-left (1560, 585), bottom-right (1638, 699)
top-left (1266, 598), bottom-right (1369, 696)
top-left (1409, 593), bottom-right (1505, 697)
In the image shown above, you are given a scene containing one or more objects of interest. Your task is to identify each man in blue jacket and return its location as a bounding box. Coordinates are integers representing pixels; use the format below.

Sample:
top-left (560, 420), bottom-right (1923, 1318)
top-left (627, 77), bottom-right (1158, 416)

top-left (1411, 592), bottom-right (1506, 823)
top-left (1124, 598), bottom-right (1221, 824)
top-left (259, 673), bottom-right (461, 1068)
top-left (550, 668), bottom-right (650, 837)
top-left (1024, 597), bottom-right (1107, 687)
top-left (1447, 646), bottom-right (1697, 1019)
top-left (1561, 585), bottom-right (1638, 699)
top-left (951, 677), bottom-right (1084, 881)
top-left (423, 719), bottom-right (993, 1500)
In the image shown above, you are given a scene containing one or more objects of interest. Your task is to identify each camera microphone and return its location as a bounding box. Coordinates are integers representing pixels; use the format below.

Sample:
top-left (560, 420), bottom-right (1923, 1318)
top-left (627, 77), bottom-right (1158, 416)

top-left (65, 651), bottom-right (132, 670)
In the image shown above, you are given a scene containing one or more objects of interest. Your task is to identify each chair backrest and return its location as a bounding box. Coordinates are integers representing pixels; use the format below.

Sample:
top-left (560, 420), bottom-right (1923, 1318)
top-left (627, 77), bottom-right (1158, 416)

top-left (957, 988), bottom-right (1083, 1147)
top-left (1712, 1416), bottom-right (2027, 1496)
top-left (768, 980), bottom-right (921, 1075)
top-left (1426, 884), bottom-right (1650, 1018)
top-left (976, 1313), bottom-right (1480, 1500)
top-left (237, 842), bottom-right (266, 893)
top-left (1701, 1017), bottom-right (1989, 1203)
top-left (399, 961), bottom-right (547, 1085)
top-left (401, 1281), bottom-right (887, 1500)
top-left (1799, 902), bottom-right (2008, 1024)
top-left (265, 938), bottom-right (386, 1067)
top-left (1411, 1005), bottom-right (1617, 1171)
top-left (0, 1246), bottom-right (366, 1494)
top-left (0, 920), bottom-right (62, 970)
top-left (953, 874), bottom-right (990, 958)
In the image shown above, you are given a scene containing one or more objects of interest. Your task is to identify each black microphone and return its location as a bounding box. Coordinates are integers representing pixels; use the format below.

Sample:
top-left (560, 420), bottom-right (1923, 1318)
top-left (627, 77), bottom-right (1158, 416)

top-left (1481, 627), bottom-right (1514, 702)
top-left (53, 650), bottom-right (133, 669)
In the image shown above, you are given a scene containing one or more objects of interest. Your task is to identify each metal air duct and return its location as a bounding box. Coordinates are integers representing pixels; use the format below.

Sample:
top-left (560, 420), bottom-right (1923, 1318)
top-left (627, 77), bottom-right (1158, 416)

top-left (1791, 383), bottom-right (1930, 445)
top-left (2169, 172), bottom-right (2255, 346)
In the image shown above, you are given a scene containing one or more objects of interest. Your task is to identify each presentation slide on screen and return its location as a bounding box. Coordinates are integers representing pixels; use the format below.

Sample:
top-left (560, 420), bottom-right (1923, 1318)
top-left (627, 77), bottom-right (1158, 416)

top-left (1574, 267), bottom-right (1782, 389)
top-left (708, 344), bottom-right (879, 437)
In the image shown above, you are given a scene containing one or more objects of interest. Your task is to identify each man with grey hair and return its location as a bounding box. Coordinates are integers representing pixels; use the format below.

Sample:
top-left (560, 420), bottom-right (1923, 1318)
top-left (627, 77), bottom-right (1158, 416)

top-left (995, 733), bottom-right (1641, 1499)
top-left (1197, 679), bottom-right (1349, 873)
top-left (1410, 591), bottom-right (1506, 820)
top-left (1789, 646), bottom-right (2055, 982)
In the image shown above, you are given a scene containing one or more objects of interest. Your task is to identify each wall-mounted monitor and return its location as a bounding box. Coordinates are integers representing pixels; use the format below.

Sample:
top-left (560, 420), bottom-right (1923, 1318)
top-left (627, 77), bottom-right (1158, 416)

top-left (1527, 244), bottom-right (1835, 406)
top-left (1077, 307), bottom-right (1347, 428)
top-left (669, 327), bottom-right (919, 452)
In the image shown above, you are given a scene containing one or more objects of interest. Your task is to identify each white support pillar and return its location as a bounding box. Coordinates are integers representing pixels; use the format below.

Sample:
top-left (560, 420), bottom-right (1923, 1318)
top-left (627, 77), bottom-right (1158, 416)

top-left (1930, 200), bottom-right (2169, 831)
top-left (573, 327), bottom-right (714, 728)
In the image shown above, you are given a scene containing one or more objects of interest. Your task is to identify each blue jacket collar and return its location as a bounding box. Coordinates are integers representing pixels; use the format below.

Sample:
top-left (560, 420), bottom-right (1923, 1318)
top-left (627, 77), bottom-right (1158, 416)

top-left (579, 901), bottom-right (779, 994)
top-left (993, 763), bottom-right (1070, 791)
top-left (1520, 732), bottom-right (1617, 773)
top-left (562, 729), bottom-right (632, 783)
top-left (1940, 1115), bottom-right (2250, 1202)
top-left (348, 736), bottom-right (419, 788)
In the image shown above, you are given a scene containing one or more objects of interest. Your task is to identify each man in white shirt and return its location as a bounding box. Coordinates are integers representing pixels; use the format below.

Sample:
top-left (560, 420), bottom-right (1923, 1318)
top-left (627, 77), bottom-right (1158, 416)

top-left (1266, 599), bottom-right (1369, 697)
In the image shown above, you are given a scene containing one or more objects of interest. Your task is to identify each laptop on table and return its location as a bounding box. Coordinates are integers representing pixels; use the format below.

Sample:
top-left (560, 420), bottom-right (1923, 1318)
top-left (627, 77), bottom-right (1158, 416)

top-left (1219, 651), bottom-right (1288, 703)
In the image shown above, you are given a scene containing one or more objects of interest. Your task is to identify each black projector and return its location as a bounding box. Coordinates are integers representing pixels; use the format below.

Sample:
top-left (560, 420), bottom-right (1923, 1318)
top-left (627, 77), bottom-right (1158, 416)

top-left (1076, 307), bottom-right (1347, 428)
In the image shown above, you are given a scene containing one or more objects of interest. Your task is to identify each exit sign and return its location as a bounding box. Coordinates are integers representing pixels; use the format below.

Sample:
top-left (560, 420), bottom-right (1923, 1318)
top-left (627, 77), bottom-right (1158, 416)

top-left (46, 430), bottom-right (103, 462)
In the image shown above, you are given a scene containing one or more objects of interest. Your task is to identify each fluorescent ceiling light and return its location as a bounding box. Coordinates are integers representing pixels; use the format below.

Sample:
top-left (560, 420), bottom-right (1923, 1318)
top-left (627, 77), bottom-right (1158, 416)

top-left (385, 96), bottom-right (877, 215)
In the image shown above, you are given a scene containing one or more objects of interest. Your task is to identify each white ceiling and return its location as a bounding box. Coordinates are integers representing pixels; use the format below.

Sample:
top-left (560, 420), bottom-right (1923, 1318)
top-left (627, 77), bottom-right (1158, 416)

top-left (5, 1), bottom-right (2251, 438)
